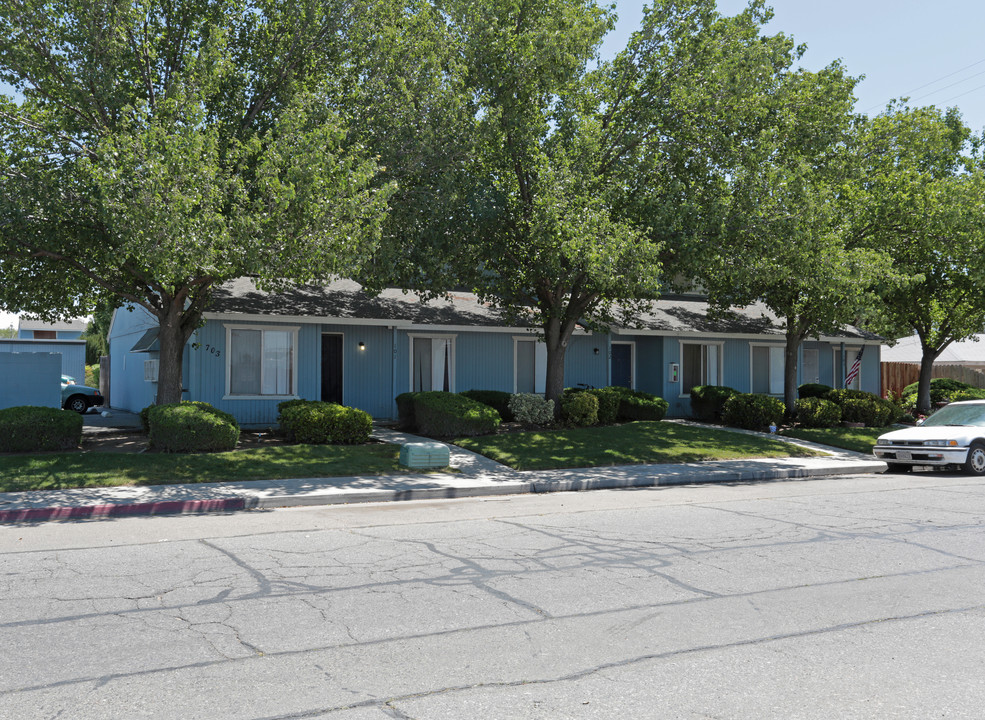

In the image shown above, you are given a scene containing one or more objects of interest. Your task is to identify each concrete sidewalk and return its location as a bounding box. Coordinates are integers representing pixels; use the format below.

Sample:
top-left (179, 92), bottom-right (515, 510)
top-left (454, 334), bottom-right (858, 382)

top-left (0, 425), bottom-right (887, 523)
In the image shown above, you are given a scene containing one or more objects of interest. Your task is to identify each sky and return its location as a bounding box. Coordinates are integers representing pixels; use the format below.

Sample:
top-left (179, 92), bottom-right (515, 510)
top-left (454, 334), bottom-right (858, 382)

top-left (3, 0), bottom-right (982, 330)
top-left (606, 0), bottom-right (985, 131)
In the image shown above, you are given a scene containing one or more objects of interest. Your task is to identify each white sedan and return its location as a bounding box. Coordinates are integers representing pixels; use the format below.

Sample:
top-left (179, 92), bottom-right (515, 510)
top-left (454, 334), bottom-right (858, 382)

top-left (873, 400), bottom-right (985, 475)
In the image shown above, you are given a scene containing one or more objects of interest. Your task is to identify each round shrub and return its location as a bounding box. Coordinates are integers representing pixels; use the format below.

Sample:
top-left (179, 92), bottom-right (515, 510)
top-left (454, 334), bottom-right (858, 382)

top-left (508, 393), bottom-right (555, 427)
top-left (608, 386), bottom-right (669, 421)
top-left (798, 383), bottom-right (833, 399)
top-left (394, 392), bottom-right (423, 430)
top-left (901, 377), bottom-right (972, 401)
top-left (795, 397), bottom-right (841, 428)
top-left (414, 391), bottom-right (501, 437)
top-left (148, 402), bottom-right (240, 453)
top-left (839, 397), bottom-right (892, 427)
top-left (0, 406), bottom-right (83, 452)
top-left (946, 389), bottom-right (985, 403)
top-left (826, 389), bottom-right (896, 427)
top-left (278, 401), bottom-right (373, 444)
top-left (459, 390), bottom-right (515, 422)
top-left (561, 391), bottom-right (598, 427)
top-left (722, 393), bottom-right (785, 431)
top-left (139, 404), bottom-right (153, 434)
top-left (588, 388), bottom-right (621, 425)
top-left (690, 385), bottom-right (739, 422)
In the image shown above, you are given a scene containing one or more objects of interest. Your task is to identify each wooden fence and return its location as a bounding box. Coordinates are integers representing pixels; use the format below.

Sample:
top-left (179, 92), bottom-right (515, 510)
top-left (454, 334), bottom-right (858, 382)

top-left (881, 362), bottom-right (985, 395)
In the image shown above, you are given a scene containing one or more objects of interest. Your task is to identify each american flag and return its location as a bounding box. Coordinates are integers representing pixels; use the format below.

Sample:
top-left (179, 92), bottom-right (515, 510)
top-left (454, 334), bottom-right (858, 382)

top-left (845, 347), bottom-right (864, 387)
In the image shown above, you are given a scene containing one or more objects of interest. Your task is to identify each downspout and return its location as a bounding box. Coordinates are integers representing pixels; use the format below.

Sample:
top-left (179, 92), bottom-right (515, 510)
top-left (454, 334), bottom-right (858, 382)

top-left (391, 327), bottom-right (398, 420)
top-left (838, 342), bottom-right (845, 388)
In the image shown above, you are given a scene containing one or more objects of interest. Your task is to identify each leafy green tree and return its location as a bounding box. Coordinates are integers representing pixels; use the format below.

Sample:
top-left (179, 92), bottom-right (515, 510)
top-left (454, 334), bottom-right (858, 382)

top-left (852, 105), bottom-right (985, 414)
top-left (0, 0), bottom-right (391, 404)
top-left (695, 66), bottom-right (889, 415)
top-left (360, 0), bottom-right (800, 411)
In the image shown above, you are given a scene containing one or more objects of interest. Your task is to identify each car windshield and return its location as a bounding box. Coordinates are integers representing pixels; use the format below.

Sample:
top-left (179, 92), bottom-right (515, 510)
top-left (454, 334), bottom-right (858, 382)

top-left (61, 375), bottom-right (76, 385)
top-left (921, 403), bottom-right (985, 427)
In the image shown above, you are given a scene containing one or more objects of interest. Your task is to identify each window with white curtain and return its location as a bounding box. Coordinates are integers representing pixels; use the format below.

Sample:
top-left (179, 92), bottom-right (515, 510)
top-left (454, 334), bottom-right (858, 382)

top-left (227, 327), bottom-right (296, 397)
top-left (411, 336), bottom-right (455, 392)
top-left (751, 345), bottom-right (785, 395)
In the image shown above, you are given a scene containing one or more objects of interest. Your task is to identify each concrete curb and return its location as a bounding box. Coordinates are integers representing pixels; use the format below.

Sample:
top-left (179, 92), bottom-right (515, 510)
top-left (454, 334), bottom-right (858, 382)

top-left (0, 497), bottom-right (256, 523)
top-left (0, 460), bottom-right (882, 521)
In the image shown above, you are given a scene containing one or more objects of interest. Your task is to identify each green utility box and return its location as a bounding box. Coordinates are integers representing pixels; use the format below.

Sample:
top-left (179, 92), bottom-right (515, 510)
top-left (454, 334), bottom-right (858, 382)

top-left (399, 442), bottom-right (450, 469)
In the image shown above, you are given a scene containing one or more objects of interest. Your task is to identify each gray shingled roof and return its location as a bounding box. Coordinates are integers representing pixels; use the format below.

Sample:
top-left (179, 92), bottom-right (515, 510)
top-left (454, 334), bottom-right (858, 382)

top-left (208, 278), bottom-right (514, 327)
top-left (206, 278), bottom-right (881, 340)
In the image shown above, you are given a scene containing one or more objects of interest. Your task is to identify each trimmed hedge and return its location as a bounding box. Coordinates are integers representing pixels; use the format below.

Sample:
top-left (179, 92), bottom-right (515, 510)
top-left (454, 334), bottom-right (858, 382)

top-left (459, 390), bottom-right (515, 422)
top-left (798, 383), bottom-right (833, 399)
top-left (588, 387), bottom-right (621, 425)
top-left (608, 386), bottom-right (669, 421)
top-left (395, 392), bottom-right (422, 430)
top-left (0, 406), bottom-right (83, 452)
top-left (561, 391), bottom-right (598, 426)
top-left (722, 393), bottom-right (785, 431)
top-left (148, 402), bottom-right (240, 453)
top-left (826, 388), bottom-right (899, 427)
top-left (139, 404), bottom-right (153, 434)
top-left (414, 391), bottom-right (501, 437)
top-left (278, 400), bottom-right (373, 445)
top-left (795, 397), bottom-right (842, 428)
top-left (948, 389), bottom-right (985, 403)
top-left (509, 393), bottom-right (555, 427)
top-left (901, 377), bottom-right (972, 403)
top-left (690, 385), bottom-right (739, 422)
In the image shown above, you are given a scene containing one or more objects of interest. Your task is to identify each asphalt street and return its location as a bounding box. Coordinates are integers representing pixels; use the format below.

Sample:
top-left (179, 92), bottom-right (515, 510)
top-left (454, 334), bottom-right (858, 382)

top-left (2, 471), bottom-right (984, 719)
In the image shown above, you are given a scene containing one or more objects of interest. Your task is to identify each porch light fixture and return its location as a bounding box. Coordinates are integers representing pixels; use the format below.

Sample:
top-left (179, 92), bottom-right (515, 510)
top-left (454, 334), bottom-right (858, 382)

top-left (358, 342), bottom-right (366, 351)
top-left (593, 347), bottom-right (599, 355)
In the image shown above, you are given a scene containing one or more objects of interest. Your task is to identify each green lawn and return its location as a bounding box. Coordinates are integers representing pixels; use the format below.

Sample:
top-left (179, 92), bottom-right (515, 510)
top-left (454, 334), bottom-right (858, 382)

top-left (781, 426), bottom-right (886, 454)
top-left (454, 421), bottom-right (823, 471)
top-left (0, 444), bottom-right (404, 493)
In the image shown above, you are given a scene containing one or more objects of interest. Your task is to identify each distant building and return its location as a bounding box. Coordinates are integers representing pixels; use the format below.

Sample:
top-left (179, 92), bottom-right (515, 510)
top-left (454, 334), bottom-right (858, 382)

top-left (17, 317), bottom-right (88, 340)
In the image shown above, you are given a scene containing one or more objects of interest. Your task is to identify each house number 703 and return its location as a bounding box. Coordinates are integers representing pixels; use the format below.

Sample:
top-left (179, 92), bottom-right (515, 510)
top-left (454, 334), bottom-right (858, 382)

top-left (204, 344), bottom-right (221, 358)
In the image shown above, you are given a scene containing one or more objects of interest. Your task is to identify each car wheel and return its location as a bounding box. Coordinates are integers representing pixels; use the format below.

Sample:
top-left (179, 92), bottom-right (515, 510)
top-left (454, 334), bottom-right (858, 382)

top-left (65, 395), bottom-right (88, 414)
top-left (962, 442), bottom-right (985, 476)
top-left (885, 463), bottom-right (910, 474)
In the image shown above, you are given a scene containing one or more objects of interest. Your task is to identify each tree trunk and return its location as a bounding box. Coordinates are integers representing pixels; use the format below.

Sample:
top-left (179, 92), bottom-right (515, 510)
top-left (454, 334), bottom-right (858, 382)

top-left (783, 328), bottom-right (804, 421)
top-left (543, 316), bottom-right (572, 418)
top-left (154, 300), bottom-right (200, 406)
top-left (783, 315), bottom-right (809, 422)
top-left (916, 347), bottom-right (937, 416)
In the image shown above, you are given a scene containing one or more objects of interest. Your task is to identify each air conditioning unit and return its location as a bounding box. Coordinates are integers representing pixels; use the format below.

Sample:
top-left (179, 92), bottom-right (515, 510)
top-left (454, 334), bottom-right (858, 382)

top-left (144, 359), bottom-right (159, 382)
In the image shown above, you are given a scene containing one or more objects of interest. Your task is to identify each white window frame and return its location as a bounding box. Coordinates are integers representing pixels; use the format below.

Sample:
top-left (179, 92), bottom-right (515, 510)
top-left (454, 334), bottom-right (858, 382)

top-left (749, 343), bottom-right (785, 395)
top-left (409, 333), bottom-right (457, 392)
top-left (223, 324), bottom-right (300, 400)
top-left (611, 341), bottom-right (636, 389)
top-left (679, 341), bottom-right (724, 397)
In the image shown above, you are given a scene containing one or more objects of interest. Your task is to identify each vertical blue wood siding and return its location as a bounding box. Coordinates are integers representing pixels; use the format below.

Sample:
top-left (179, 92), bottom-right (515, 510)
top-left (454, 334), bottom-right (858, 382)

top-left (563, 334), bottom-right (609, 389)
top-left (108, 305), bottom-right (883, 424)
top-left (0, 352), bottom-right (61, 409)
top-left (0, 340), bottom-right (85, 383)
top-left (107, 307), bottom-right (160, 412)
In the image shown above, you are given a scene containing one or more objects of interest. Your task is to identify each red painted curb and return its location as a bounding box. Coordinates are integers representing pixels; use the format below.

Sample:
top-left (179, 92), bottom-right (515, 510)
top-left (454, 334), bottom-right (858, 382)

top-left (0, 497), bottom-right (249, 523)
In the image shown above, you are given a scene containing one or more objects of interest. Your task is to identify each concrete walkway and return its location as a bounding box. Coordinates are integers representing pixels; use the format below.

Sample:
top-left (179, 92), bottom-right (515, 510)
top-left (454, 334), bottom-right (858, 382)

top-left (0, 421), bottom-right (887, 523)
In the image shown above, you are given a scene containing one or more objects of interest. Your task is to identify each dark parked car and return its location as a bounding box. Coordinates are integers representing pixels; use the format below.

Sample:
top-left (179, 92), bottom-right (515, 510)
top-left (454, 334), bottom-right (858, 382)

top-left (61, 375), bottom-right (103, 414)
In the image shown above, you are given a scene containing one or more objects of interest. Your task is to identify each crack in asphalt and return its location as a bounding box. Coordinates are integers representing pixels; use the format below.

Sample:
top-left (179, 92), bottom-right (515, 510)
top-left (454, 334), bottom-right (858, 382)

top-left (3, 565), bottom-right (983, 699)
top-left (244, 601), bottom-right (985, 720)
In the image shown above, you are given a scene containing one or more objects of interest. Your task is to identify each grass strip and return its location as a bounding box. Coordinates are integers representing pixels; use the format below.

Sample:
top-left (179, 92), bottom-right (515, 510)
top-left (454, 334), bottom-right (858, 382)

top-left (0, 444), bottom-right (404, 493)
top-left (454, 421), bottom-right (822, 471)
top-left (780, 426), bottom-right (885, 455)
